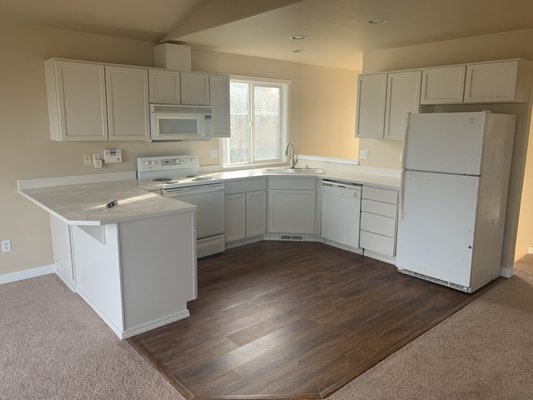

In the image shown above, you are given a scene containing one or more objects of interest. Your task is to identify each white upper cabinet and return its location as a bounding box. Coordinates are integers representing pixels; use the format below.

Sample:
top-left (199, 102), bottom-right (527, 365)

top-left (149, 69), bottom-right (181, 104)
top-left (464, 59), bottom-right (532, 103)
top-left (181, 72), bottom-right (210, 105)
top-left (384, 70), bottom-right (422, 140)
top-left (356, 71), bottom-right (421, 140)
top-left (421, 65), bottom-right (466, 104)
top-left (356, 74), bottom-right (387, 139)
top-left (45, 60), bottom-right (108, 141)
top-left (209, 74), bottom-right (231, 138)
top-left (105, 66), bottom-right (150, 141)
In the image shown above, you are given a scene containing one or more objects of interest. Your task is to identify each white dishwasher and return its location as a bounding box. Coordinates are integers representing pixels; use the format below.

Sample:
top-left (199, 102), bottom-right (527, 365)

top-left (321, 179), bottom-right (362, 248)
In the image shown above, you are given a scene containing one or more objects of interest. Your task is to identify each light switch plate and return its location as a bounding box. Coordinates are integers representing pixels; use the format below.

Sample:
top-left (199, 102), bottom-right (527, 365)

top-left (2, 240), bottom-right (12, 252)
top-left (83, 154), bottom-right (92, 166)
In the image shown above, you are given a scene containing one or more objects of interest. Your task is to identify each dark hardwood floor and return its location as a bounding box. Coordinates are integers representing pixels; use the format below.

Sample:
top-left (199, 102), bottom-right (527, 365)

top-left (129, 241), bottom-right (483, 400)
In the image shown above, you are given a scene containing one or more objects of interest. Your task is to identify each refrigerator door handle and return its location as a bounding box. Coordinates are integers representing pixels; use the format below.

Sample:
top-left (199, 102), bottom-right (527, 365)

top-left (400, 112), bottom-right (411, 170)
top-left (398, 113), bottom-right (411, 220)
top-left (399, 170), bottom-right (405, 220)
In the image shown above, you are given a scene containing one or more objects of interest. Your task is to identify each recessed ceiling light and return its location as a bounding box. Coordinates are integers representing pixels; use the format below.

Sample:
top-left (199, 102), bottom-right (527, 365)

top-left (292, 49), bottom-right (305, 53)
top-left (366, 18), bottom-right (390, 25)
top-left (290, 34), bottom-right (308, 40)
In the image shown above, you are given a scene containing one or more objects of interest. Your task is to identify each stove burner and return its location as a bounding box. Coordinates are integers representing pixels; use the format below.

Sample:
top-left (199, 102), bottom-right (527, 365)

top-left (153, 177), bottom-right (173, 182)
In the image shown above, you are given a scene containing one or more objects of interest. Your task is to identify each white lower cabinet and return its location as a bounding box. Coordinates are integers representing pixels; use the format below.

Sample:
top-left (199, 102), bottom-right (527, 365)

top-left (246, 191), bottom-right (267, 237)
top-left (73, 212), bottom-right (196, 339)
top-left (359, 185), bottom-right (398, 258)
top-left (267, 177), bottom-right (318, 235)
top-left (50, 214), bottom-right (76, 290)
top-left (225, 178), bottom-right (267, 244)
top-left (225, 193), bottom-right (246, 242)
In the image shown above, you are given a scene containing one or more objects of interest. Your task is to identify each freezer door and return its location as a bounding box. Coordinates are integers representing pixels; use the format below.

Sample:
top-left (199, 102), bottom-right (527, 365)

top-left (396, 171), bottom-right (479, 287)
top-left (405, 112), bottom-right (485, 175)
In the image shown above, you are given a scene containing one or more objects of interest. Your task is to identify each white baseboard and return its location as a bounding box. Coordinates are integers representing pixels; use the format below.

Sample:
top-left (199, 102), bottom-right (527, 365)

top-left (500, 266), bottom-right (515, 278)
top-left (121, 310), bottom-right (190, 339)
top-left (0, 264), bottom-right (56, 285)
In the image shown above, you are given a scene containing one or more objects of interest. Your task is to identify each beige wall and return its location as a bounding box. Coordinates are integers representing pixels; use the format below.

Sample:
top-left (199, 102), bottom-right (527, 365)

top-left (516, 111), bottom-right (533, 257)
top-left (0, 23), bottom-right (358, 276)
top-left (359, 28), bottom-right (533, 262)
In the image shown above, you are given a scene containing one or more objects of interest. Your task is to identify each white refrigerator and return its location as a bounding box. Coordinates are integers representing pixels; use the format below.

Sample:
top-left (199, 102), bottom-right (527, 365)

top-left (396, 112), bottom-right (515, 293)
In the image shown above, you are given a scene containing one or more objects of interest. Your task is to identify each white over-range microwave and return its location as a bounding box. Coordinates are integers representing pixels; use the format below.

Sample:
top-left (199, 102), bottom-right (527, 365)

top-left (150, 104), bottom-right (214, 141)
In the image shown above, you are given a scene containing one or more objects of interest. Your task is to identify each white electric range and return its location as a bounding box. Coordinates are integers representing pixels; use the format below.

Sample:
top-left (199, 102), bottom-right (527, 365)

top-left (137, 155), bottom-right (225, 258)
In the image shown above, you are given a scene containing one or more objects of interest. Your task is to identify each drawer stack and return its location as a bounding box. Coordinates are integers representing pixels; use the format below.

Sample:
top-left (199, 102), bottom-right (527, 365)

top-left (360, 186), bottom-right (398, 257)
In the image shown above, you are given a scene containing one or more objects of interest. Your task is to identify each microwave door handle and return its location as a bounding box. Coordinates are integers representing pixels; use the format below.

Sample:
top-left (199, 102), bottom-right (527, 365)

top-left (164, 185), bottom-right (224, 196)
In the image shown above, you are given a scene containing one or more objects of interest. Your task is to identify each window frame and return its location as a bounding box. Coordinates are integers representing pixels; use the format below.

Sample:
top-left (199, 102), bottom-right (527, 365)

top-left (221, 75), bottom-right (290, 169)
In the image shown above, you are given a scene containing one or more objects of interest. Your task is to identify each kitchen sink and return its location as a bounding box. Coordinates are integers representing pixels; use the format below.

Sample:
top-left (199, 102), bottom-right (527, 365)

top-left (264, 167), bottom-right (325, 174)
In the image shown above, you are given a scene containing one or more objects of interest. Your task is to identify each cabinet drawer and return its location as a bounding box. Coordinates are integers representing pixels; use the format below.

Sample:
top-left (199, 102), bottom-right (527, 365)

top-left (361, 212), bottom-right (396, 237)
top-left (268, 177), bottom-right (317, 190)
top-left (360, 231), bottom-right (395, 257)
top-left (362, 186), bottom-right (398, 204)
top-left (225, 178), bottom-right (267, 195)
top-left (361, 199), bottom-right (397, 218)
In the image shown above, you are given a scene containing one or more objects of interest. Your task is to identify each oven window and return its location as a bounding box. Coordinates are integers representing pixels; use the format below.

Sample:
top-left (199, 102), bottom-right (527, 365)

top-left (159, 119), bottom-right (198, 134)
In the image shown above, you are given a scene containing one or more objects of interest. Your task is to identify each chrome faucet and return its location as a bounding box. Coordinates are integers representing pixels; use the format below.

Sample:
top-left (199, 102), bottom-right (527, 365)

top-left (285, 142), bottom-right (298, 169)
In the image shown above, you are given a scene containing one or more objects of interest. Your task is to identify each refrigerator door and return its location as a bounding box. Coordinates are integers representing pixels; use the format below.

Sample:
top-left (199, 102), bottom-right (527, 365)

top-left (396, 170), bottom-right (479, 288)
top-left (404, 112), bottom-right (486, 175)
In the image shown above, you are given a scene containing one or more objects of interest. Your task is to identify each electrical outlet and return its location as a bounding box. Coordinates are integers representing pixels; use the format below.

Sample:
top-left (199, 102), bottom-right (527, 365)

top-left (359, 149), bottom-right (368, 160)
top-left (209, 149), bottom-right (218, 159)
top-left (83, 154), bottom-right (92, 166)
top-left (2, 240), bottom-right (12, 253)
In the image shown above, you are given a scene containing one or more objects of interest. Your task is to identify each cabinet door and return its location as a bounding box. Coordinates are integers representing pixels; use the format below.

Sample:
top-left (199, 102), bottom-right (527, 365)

top-left (181, 72), bottom-right (210, 105)
top-left (421, 66), bottom-right (466, 104)
top-left (149, 69), bottom-right (181, 104)
top-left (465, 60), bottom-right (520, 103)
top-left (268, 190), bottom-right (316, 234)
top-left (356, 74), bottom-right (387, 139)
top-left (50, 214), bottom-right (76, 290)
top-left (246, 191), bottom-right (266, 237)
top-left (105, 66), bottom-right (150, 141)
top-left (384, 70), bottom-right (421, 140)
top-left (47, 60), bottom-right (108, 141)
top-left (210, 74), bottom-right (231, 138)
top-left (225, 193), bottom-right (246, 242)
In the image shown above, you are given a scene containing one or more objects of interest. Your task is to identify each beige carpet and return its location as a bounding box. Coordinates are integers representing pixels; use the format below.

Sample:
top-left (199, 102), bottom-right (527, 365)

top-left (1, 257), bottom-right (532, 400)
top-left (0, 275), bottom-right (184, 400)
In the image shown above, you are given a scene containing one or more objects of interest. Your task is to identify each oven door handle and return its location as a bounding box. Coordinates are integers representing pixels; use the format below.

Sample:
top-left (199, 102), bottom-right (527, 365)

top-left (163, 185), bottom-right (224, 196)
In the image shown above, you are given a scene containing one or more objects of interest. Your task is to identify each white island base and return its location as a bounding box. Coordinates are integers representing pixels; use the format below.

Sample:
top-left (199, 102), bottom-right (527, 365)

top-left (19, 177), bottom-right (197, 340)
top-left (69, 213), bottom-right (196, 339)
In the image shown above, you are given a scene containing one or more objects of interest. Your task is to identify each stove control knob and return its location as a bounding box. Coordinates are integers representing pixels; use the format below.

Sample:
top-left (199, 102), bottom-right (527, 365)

top-left (175, 158), bottom-right (181, 165)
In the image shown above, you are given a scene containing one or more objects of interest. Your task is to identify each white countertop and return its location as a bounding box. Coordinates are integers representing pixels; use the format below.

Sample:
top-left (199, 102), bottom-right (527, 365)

top-left (18, 161), bottom-right (399, 226)
top-left (207, 166), bottom-right (401, 190)
top-left (19, 180), bottom-right (196, 226)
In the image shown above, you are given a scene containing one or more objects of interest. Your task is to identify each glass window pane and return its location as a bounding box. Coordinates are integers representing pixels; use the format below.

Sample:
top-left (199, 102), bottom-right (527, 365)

top-left (253, 86), bottom-right (281, 161)
top-left (227, 82), bottom-right (250, 165)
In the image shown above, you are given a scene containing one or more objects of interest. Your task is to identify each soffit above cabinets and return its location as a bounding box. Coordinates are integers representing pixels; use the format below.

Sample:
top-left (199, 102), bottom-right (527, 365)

top-left (3, 0), bottom-right (533, 70)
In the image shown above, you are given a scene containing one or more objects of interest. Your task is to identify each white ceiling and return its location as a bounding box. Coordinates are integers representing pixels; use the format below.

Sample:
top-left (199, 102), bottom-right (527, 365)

top-left (3, 0), bottom-right (533, 70)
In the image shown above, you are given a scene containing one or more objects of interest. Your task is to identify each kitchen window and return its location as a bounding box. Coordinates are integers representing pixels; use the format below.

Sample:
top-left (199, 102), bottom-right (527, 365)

top-left (222, 77), bottom-right (289, 167)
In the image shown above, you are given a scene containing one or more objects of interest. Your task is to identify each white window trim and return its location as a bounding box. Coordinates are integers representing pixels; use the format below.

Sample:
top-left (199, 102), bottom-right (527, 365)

top-left (220, 75), bottom-right (291, 170)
